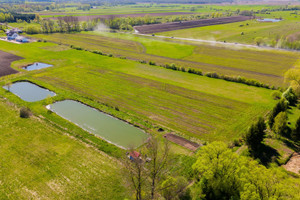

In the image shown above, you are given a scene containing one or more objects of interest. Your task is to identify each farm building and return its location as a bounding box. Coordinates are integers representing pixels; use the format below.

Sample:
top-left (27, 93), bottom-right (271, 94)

top-left (128, 151), bottom-right (141, 161)
top-left (7, 33), bottom-right (18, 40)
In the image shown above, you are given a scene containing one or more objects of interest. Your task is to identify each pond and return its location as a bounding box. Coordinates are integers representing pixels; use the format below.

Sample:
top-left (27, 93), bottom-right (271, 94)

top-left (257, 18), bottom-right (282, 22)
top-left (47, 100), bottom-right (149, 149)
top-left (3, 81), bottom-right (56, 102)
top-left (24, 62), bottom-right (52, 71)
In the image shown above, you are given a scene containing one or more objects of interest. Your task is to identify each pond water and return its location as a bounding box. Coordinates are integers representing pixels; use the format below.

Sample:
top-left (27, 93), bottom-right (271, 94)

top-left (24, 63), bottom-right (52, 71)
top-left (3, 81), bottom-right (56, 102)
top-left (47, 100), bottom-right (149, 149)
top-left (257, 18), bottom-right (282, 22)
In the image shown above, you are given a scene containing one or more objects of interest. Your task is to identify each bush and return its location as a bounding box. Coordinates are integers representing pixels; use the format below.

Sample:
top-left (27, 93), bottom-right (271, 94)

top-left (149, 61), bottom-right (156, 66)
top-left (20, 107), bottom-right (31, 118)
top-left (271, 91), bottom-right (282, 100)
top-left (70, 45), bottom-right (83, 50)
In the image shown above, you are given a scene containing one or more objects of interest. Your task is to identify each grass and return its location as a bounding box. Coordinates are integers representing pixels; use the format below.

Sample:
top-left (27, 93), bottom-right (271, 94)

top-left (31, 31), bottom-right (300, 87)
top-left (0, 97), bottom-right (129, 199)
top-left (0, 40), bottom-right (276, 143)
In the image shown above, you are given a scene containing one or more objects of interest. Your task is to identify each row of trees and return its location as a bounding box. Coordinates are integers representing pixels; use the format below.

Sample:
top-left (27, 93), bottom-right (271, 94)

top-left (0, 12), bottom-right (13, 22)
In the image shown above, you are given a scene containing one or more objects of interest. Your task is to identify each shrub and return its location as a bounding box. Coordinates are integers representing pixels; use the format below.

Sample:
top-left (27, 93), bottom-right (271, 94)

top-left (149, 61), bottom-right (156, 66)
top-left (20, 107), bottom-right (31, 118)
top-left (271, 91), bottom-right (282, 100)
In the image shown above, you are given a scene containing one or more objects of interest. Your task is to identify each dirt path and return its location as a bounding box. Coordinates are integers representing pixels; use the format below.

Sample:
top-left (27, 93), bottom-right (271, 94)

top-left (135, 32), bottom-right (300, 54)
top-left (164, 133), bottom-right (201, 151)
top-left (283, 152), bottom-right (300, 174)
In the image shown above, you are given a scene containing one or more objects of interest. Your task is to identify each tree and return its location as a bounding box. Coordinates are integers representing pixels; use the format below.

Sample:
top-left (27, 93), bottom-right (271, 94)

top-left (292, 116), bottom-right (300, 141)
top-left (268, 99), bottom-right (288, 127)
top-left (273, 112), bottom-right (287, 137)
top-left (245, 117), bottom-right (266, 151)
top-left (254, 37), bottom-right (264, 46)
top-left (192, 142), bottom-right (244, 199)
top-left (284, 67), bottom-right (300, 96)
top-left (160, 176), bottom-right (188, 200)
top-left (282, 87), bottom-right (297, 105)
top-left (145, 137), bottom-right (170, 199)
top-left (191, 142), bottom-right (299, 200)
top-left (124, 150), bottom-right (146, 200)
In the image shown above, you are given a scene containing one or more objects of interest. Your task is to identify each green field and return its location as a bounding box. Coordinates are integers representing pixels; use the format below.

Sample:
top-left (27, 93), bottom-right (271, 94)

top-left (31, 31), bottom-right (300, 87)
top-left (0, 40), bottom-right (277, 143)
top-left (158, 10), bottom-right (300, 46)
top-left (0, 98), bottom-right (129, 199)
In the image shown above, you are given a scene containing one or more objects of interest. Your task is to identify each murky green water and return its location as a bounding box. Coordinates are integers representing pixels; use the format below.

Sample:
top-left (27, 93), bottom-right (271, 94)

top-left (3, 81), bottom-right (55, 102)
top-left (48, 100), bottom-right (149, 149)
top-left (24, 63), bottom-right (52, 71)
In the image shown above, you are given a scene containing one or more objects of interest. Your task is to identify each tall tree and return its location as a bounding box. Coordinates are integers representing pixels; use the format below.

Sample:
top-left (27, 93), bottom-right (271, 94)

top-left (145, 137), bottom-right (170, 199)
top-left (245, 117), bottom-right (266, 151)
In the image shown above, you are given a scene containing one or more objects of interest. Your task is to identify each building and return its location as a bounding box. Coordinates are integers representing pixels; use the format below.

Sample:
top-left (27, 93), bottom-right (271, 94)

top-left (7, 33), bottom-right (18, 40)
top-left (129, 151), bottom-right (141, 161)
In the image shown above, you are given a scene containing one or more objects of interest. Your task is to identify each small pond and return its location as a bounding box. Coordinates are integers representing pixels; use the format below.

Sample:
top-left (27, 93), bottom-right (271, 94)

top-left (24, 63), bottom-right (52, 71)
top-left (257, 18), bottom-right (282, 22)
top-left (3, 81), bottom-right (56, 102)
top-left (47, 100), bottom-right (149, 149)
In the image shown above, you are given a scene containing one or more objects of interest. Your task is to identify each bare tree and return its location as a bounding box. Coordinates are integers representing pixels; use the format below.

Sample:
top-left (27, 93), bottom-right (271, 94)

top-left (124, 150), bottom-right (147, 200)
top-left (146, 137), bottom-right (170, 199)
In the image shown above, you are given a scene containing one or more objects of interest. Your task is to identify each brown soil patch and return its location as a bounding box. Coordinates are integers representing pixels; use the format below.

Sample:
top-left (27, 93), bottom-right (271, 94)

top-left (0, 50), bottom-right (23, 77)
top-left (50, 12), bottom-right (192, 21)
top-left (164, 133), bottom-right (201, 151)
top-left (283, 152), bottom-right (300, 174)
top-left (134, 16), bottom-right (251, 34)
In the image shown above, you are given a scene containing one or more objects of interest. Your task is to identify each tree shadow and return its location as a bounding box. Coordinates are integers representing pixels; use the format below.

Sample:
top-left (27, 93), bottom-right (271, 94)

top-left (281, 138), bottom-right (300, 152)
top-left (251, 144), bottom-right (280, 166)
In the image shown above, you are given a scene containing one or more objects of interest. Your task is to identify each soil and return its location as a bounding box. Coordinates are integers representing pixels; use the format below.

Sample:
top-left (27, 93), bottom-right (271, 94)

top-left (134, 16), bottom-right (251, 34)
top-left (283, 152), bottom-right (300, 174)
top-left (0, 50), bottom-right (23, 77)
top-left (49, 12), bottom-right (192, 21)
top-left (164, 133), bottom-right (201, 151)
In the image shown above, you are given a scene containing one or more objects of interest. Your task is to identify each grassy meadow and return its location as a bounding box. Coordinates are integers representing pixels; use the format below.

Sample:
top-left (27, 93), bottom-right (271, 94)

top-left (0, 97), bottom-right (129, 199)
top-left (31, 31), bottom-right (300, 87)
top-left (0, 40), bottom-right (277, 143)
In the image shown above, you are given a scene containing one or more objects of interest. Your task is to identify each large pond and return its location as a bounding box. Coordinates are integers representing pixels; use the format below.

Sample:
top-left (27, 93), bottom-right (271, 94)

top-left (3, 81), bottom-right (56, 102)
top-left (47, 100), bottom-right (149, 149)
top-left (257, 18), bottom-right (282, 22)
top-left (24, 63), bottom-right (52, 71)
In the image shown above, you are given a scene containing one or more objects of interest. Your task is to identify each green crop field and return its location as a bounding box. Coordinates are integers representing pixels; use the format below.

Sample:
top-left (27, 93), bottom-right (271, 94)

top-left (32, 31), bottom-right (300, 87)
top-left (158, 10), bottom-right (300, 46)
top-left (0, 98), bottom-right (129, 199)
top-left (0, 40), bottom-right (277, 143)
